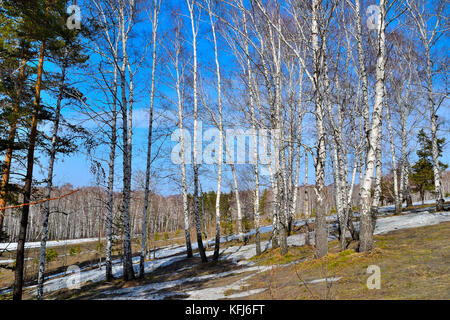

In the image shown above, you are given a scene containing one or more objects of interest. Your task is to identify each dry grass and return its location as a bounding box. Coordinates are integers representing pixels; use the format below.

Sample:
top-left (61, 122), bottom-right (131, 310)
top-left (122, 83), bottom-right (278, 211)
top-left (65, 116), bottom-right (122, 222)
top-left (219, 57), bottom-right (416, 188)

top-left (1, 205), bottom-right (448, 300)
top-left (239, 221), bottom-right (450, 300)
top-left (0, 225), bottom-right (225, 290)
top-left (403, 200), bottom-right (450, 212)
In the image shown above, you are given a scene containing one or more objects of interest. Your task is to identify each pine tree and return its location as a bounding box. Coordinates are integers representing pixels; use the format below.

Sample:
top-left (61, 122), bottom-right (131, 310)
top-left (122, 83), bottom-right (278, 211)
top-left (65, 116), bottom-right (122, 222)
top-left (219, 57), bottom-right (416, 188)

top-left (0, 3), bottom-right (35, 240)
top-left (411, 129), bottom-right (447, 205)
top-left (5, 0), bottom-right (78, 300)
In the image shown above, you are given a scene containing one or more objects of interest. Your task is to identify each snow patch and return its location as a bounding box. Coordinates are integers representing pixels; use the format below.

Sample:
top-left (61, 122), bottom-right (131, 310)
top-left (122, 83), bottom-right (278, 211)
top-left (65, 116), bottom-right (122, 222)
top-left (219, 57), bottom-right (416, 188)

top-left (100, 265), bottom-right (270, 300)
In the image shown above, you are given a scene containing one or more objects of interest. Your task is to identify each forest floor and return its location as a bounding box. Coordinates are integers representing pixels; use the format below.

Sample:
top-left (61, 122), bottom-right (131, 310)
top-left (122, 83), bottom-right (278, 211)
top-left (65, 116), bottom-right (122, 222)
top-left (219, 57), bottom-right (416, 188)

top-left (0, 200), bottom-right (449, 300)
top-left (40, 218), bottom-right (449, 300)
top-left (243, 221), bottom-right (450, 299)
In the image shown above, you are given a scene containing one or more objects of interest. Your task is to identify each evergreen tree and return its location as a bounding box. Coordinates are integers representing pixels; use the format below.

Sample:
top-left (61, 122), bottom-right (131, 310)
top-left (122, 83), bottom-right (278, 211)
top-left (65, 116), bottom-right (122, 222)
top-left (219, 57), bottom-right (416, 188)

top-left (411, 129), bottom-right (447, 205)
top-left (0, 3), bottom-right (36, 239)
top-left (2, 0), bottom-right (84, 300)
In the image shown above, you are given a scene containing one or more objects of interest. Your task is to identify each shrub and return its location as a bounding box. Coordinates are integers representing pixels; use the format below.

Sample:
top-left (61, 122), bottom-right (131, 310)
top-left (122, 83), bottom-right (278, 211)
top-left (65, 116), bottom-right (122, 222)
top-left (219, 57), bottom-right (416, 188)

top-left (163, 232), bottom-right (169, 240)
top-left (69, 244), bottom-right (82, 256)
top-left (96, 241), bottom-right (104, 252)
top-left (45, 248), bottom-right (58, 263)
top-left (242, 218), bottom-right (252, 232)
top-left (220, 220), bottom-right (233, 235)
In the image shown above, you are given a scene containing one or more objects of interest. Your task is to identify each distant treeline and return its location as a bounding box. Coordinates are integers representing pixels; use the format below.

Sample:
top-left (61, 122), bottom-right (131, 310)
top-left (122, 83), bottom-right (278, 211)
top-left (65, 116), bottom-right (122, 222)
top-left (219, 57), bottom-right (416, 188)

top-left (3, 170), bottom-right (448, 243)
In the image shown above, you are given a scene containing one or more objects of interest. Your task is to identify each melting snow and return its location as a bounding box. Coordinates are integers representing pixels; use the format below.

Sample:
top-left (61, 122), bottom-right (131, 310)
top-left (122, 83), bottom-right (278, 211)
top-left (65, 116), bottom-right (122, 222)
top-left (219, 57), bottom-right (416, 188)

top-left (1, 208), bottom-right (449, 298)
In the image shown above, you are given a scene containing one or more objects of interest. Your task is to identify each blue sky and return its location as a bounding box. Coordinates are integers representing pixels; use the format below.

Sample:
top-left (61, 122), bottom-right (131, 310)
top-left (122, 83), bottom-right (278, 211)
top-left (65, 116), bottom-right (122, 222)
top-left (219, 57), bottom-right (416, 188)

top-left (29, 0), bottom-right (450, 197)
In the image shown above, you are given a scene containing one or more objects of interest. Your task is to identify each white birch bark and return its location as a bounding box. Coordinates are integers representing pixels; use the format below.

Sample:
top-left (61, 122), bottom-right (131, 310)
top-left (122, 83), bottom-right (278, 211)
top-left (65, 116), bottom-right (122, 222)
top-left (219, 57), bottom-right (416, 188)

top-left (290, 66), bottom-right (304, 237)
top-left (371, 123), bottom-right (383, 225)
top-left (105, 58), bottom-right (119, 281)
top-left (386, 94), bottom-right (401, 214)
top-left (119, 0), bottom-right (135, 280)
top-left (359, 0), bottom-right (386, 252)
top-left (311, 0), bottom-right (328, 258)
top-left (140, 0), bottom-right (160, 278)
top-left (172, 20), bottom-right (193, 258)
top-left (37, 53), bottom-right (68, 300)
top-left (206, 0), bottom-right (224, 260)
top-left (238, 0), bottom-right (262, 254)
top-left (187, 0), bottom-right (207, 262)
top-left (270, 14), bottom-right (288, 255)
top-left (354, 0), bottom-right (370, 163)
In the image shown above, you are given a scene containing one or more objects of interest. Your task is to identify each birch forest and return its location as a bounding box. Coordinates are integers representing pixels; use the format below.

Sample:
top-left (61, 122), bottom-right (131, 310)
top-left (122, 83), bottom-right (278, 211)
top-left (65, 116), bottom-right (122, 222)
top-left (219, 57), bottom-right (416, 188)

top-left (0, 0), bottom-right (449, 301)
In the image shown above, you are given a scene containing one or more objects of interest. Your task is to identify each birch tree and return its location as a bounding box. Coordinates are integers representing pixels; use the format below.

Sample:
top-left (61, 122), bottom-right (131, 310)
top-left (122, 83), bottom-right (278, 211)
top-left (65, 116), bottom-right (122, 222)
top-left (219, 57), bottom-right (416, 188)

top-left (406, 0), bottom-right (448, 211)
top-left (186, 0), bottom-right (207, 262)
top-left (310, 0), bottom-right (329, 258)
top-left (358, 0), bottom-right (387, 252)
top-left (140, 0), bottom-right (161, 279)
top-left (86, 0), bottom-right (123, 282)
top-left (165, 14), bottom-right (193, 258)
top-left (204, 0), bottom-right (224, 260)
top-left (36, 47), bottom-right (69, 300)
top-left (119, 0), bottom-right (138, 281)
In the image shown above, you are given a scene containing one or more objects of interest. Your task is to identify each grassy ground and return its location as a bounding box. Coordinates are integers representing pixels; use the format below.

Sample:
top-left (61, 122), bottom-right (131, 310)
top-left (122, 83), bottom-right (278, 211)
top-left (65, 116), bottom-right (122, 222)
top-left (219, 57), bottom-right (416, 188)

top-left (4, 220), bottom-right (445, 300)
top-left (29, 257), bottom-right (253, 300)
top-left (0, 228), bottom-right (204, 290)
top-left (239, 221), bottom-right (450, 300)
top-left (1, 201), bottom-right (448, 299)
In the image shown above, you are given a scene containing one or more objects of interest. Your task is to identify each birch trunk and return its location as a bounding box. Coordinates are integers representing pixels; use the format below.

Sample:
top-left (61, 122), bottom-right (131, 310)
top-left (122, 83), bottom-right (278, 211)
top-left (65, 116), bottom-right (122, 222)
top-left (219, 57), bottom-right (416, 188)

top-left (105, 63), bottom-right (118, 282)
top-left (37, 53), bottom-right (68, 299)
top-left (270, 166), bottom-right (279, 249)
top-left (224, 141), bottom-right (243, 243)
top-left (207, 0), bottom-right (224, 260)
top-left (269, 13), bottom-right (287, 255)
top-left (187, 0), bottom-right (207, 262)
top-left (371, 125), bottom-right (382, 231)
top-left (290, 71), bottom-right (303, 237)
top-left (119, 1), bottom-right (135, 280)
top-left (355, 0), bottom-right (370, 163)
top-left (386, 100), bottom-right (401, 214)
top-left (398, 105), bottom-right (405, 204)
top-left (425, 47), bottom-right (444, 211)
top-left (405, 165), bottom-right (413, 207)
top-left (359, 0), bottom-right (386, 252)
top-left (311, 0), bottom-right (327, 258)
top-left (173, 22), bottom-right (193, 257)
top-left (140, 0), bottom-right (160, 278)
top-left (323, 42), bottom-right (349, 251)
top-left (239, 0), bottom-right (261, 254)
top-left (304, 150), bottom-right (311, 245)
